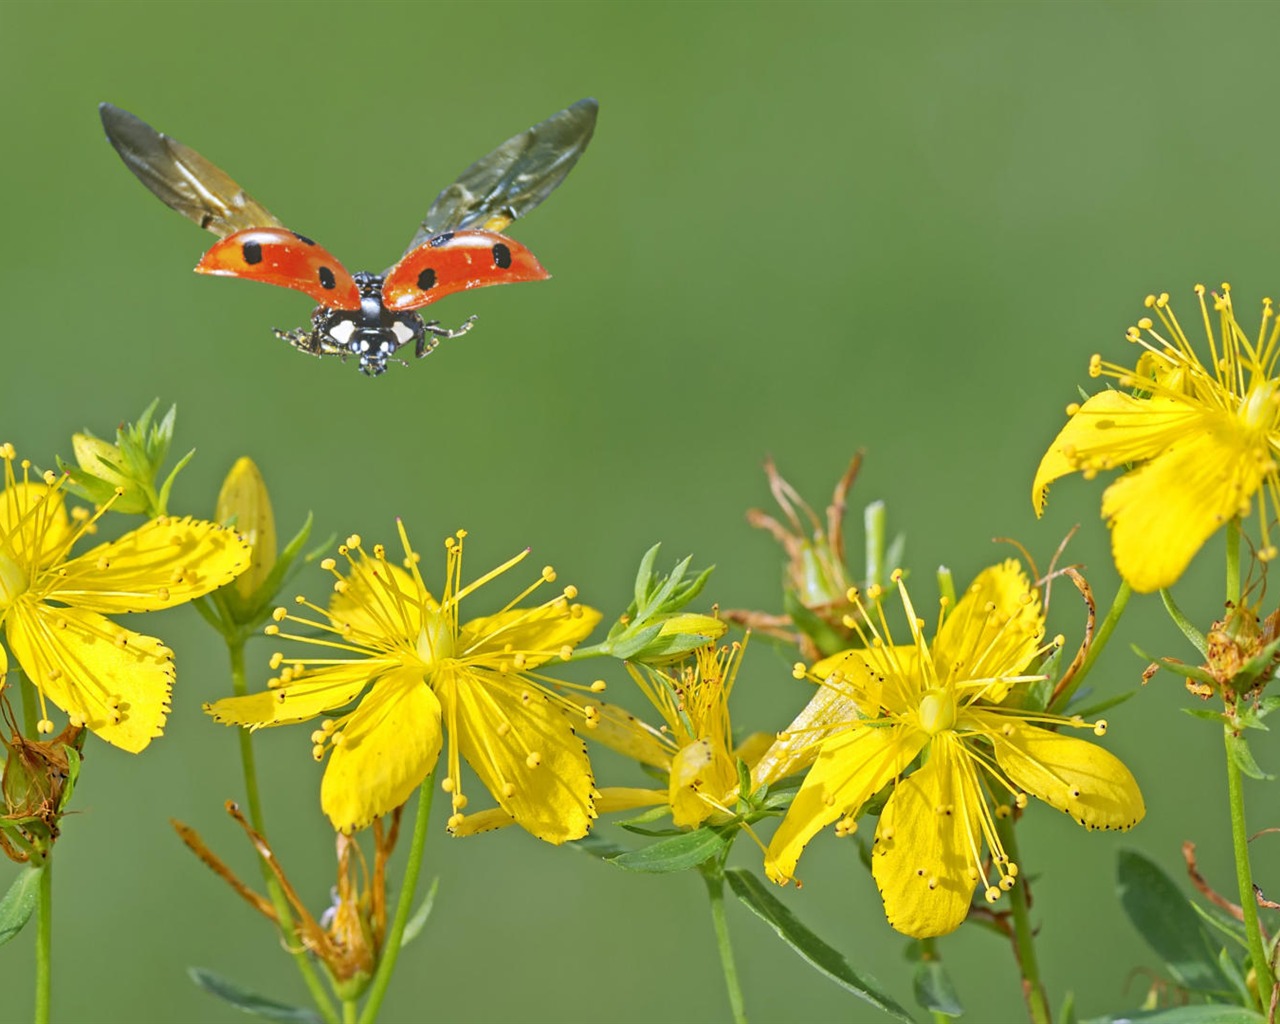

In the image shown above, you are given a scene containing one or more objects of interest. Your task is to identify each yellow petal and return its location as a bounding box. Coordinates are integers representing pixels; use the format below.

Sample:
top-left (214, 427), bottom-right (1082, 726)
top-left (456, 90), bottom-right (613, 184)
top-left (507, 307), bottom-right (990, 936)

top-left (1032, 392), bottom-right (1199, 515)
top-left (1100, 414), bottom-right (1265, 592)
top-left (764, 723), bottom-right (923, 884)
top-left (0, 483), bottom-right (73, 569)
top-left (53, 517), bottom-right (250, 612)
top-left (436, 666), bottom-right (595, 844)
top-left (754, 654), bottom-right (879, 788)
top-left (565, 695), bottom-right (672, 770)
top-left (871, 746), bottom-right (982, 938)
top-left (988, 716), bottom-right (1145, 830)
top-left (668, 738), bottom-right (737, 828)
top-left (459, 602), bottom-right (602, 666)
top-left (451, 786), bottom-right (666, 838)
top-left (206, 662), bottom-right (376, 728)
top-left (321, 666), bottom-right (442, 833)
top-left (6, 601), bottom-right (172, 752)
top-left (933, 561), bottom-right (1044, 699)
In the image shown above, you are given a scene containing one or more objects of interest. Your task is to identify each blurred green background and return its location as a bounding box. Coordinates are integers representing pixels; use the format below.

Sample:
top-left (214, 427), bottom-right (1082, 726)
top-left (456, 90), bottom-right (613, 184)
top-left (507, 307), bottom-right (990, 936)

top-left (2, 1), bottom-right (1277, 1021)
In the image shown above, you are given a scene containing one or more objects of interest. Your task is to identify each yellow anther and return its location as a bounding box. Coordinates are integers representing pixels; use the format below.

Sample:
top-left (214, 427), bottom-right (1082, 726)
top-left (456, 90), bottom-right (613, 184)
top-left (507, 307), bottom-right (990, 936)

top-left (447, 813), bottom-right (465, 829)
top-left (1093, 720), bottom-right (1108, 736)
top-left (312, 744), bottom-right (325, 761)
top-left (502, 782), bottom-right (516, 798)
top-left (321, 558), bottom-right (337, 571)
top-left (37, 719), bottom-right (53, 735)
top-left (272, 607), bottom-right (288, 621)
top-left (264, 624), bottom-right (280, 636)
top-left (452, 794), bottom-right (469, 811)
top-left (541, 565), bottom-right (556, 582)
top-left (590, 679), bottom-right (607, 692)
top-left (441, 777), bottom-right (456, 793)
top-left (345, 534), bottom-right (361, 549)
top-left (525, 751), bottom-right (542, 769)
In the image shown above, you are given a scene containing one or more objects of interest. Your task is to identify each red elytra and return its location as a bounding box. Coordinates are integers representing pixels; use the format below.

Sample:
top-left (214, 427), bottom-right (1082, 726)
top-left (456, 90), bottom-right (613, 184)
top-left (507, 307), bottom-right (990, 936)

top-left (196, 226), bottom-right (547, 314)
top-left (383, 230), bottom-right (549, 312)
top-left (196, 228), bottom-right (361, 308)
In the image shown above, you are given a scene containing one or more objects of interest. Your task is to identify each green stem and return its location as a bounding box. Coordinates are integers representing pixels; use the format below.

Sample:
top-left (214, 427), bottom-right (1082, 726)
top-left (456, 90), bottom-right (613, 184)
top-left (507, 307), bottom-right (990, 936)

top-left (916, 938), bottom-right (951, 1024)
top-left (1052, 579), bottom-right (1131, 714)
top-left (1226, 518), bottom-right (1241, 606)
top-left (343, 998), bottom-right (359, 1024)
top-left (702, 866), bottom-right (747, 1024)
top-left (998, 817), bottom-right (1051, 1024)
top-left (359, 774), bottom-right (436, 1024)
top-left (33, 852), bottom-right (51, 1024)
top-left (226, 638), bottom-right (338, 1024)
top-left (1225, 725), bottom-right (1273, 1001)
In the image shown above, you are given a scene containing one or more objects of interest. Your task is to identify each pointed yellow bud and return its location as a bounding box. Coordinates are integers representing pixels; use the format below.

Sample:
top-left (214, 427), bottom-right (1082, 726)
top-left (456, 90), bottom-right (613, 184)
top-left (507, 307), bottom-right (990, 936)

top-left (216, 457), bottom-right (277, 598)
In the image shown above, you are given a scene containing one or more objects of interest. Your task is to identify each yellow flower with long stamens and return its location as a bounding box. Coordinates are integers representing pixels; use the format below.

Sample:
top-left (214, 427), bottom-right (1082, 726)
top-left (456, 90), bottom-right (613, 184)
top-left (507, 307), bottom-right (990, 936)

top-left (763, 561), bottom-right (1144, 939)
top-left (0, 445), bottom-right (250, 752)
top-left (205, 526), bottom-right (603, 840)
top-left (452, 638), bottom-right (775, 837)
top-left (1034, 284), bottom-right (1280, 592)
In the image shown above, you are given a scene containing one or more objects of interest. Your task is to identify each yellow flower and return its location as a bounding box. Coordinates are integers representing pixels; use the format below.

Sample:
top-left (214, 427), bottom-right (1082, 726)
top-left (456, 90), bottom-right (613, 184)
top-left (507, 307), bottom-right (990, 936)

top-left (1033, 284), bottom-right (1280, 592)
top-left (0, 446), bottom-right (250, 752)
top-left (452, 638), bottom-right (774, 837)
top-left (206, 527), bottom-right (603, 840)
top-left (763, 562), bottom-right (1144, 938)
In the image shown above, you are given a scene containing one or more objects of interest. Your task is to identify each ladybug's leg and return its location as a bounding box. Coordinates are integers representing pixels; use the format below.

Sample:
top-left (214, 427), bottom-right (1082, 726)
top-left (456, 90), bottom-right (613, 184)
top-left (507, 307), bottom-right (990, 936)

top-left (414, 315), bottom-right (477, 359)
top-left (274, 327), bottom-right (329, 358)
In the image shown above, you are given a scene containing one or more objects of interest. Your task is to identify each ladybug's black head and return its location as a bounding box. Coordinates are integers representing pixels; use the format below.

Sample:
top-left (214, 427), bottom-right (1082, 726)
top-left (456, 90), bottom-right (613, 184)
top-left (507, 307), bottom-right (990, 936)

top-left (318, 272), bottom-right (425, 376)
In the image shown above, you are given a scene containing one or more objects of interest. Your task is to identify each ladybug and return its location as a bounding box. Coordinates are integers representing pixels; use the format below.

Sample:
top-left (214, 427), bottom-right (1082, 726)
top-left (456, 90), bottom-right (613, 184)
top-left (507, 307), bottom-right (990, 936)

top-left (99, 99), bottom-right (597, 376)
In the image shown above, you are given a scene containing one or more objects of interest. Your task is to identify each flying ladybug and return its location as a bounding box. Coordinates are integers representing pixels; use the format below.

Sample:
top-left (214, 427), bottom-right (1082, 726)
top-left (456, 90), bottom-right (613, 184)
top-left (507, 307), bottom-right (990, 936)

top-left (99, 98), bottom-right (598, 376)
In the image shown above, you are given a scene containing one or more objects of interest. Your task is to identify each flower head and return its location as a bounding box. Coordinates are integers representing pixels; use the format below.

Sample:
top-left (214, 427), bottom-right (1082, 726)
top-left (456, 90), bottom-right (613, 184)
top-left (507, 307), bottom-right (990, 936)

top-left (0, 446), bottom-right (249, 751)
top-left (763, 561), bottom-right (1145, 938)
top-left (1034, 285), bottom-right (1280, 592)
top-left (206, 526), bottom-right (602, 840)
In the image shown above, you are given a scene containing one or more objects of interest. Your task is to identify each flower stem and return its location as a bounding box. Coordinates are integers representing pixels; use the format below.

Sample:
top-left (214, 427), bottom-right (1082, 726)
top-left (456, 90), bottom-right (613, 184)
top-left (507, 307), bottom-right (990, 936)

top-left (701, 866), bottom-right (747, 1024)
top-left (34, 851), bottom-right (51, 1024)
top-left (1226, 518), bottom-right (1241, 606)
top-left (1224, 725), bottom-right (1273, 1001)
top-left (225, 638), bottom-right (338, 1024)
top-left (997, 817), bottom-right (1051, 1024)
top-left (359, 773), bottom-right (436, 1024)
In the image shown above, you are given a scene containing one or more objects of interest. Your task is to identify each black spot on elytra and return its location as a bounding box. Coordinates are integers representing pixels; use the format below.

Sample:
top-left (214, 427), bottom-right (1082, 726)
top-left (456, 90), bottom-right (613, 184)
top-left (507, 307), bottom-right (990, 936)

top-left (318, 266), bottom-right (336, 290)
top-left (292, 232), bottom-right (316, 246)
top-left (492, 243), bottom-right (512, 269)
top-left (417, 268), bottom-right (436, 291)
top-left (429, 232), bottom-right (454, 248)
top-left (242, 240), bottom-right (263, 265)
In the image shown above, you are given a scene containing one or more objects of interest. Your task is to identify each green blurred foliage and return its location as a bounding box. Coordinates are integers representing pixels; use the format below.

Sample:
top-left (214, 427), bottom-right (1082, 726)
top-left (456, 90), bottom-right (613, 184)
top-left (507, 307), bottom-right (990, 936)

top-left (0, 1), bottom-right (1276, 1021)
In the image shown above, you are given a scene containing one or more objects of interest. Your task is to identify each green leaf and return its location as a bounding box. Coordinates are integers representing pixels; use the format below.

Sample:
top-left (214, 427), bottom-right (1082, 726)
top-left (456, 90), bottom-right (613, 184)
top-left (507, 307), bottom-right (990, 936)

top-left (0, 865), bottom-right (43, 945)
top-left (726, 869), bottom-right (914, 1023)
top-left (1226, 733), bottom-right (1272, 780)
top-left (1070, 689), bottom-right (1137, 719)
top-left (1059, 990), bottom-right (1078, 1024)
top-left (1116, 849), bottom-right (1232, 994)
top-left (633, 543), bottom-right (661, 607)
top-left (1160, 588), bottom-right (1208, 657)
top-left (565, 832), bottom-right (632, 859)
top-left (1084, 1007), bottom-right (1264, 1024)
top-left (399, 876), bottom-right (439, 948)
top-left (188, 968), bottom-right (324, 1022)
top-left (912, 959), bottom-right (962, 1017)
top-left (609, 828), bottom-right (726, 873)
top-left (1183, 708), bottom-right (1230, 725)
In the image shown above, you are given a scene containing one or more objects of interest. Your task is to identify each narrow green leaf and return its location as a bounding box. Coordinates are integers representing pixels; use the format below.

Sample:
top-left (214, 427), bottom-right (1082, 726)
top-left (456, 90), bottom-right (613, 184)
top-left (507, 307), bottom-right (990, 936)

top-left (1226, 734), bottom-right (1273, 780)
top-left (1159, 588), bottom-right (1208, 657)
top-left (0, 865), bottom-right (43, 945)
top-left (566, 833), bottom-right (632, 859)
top-left (399, 876), bottom-right (440, 948)
top-left (187, 967), bottom-right (324, 1022)
top-left (1083, 1007), bottom-right (1264, 1024)
top-left (1116, 850), bottom-right (1232, 994)
top-left (1071, 689), bottom-right (1136, 719)
top-left (726, 869), bottom-right (914, 1023)
top-left (1183, 708), bottom-right (1230, 725)
top-left (633, 543), bottom-right (661, 607)
top-left (609, 829), bottom-right (725, 873)
top-left (913, 959), bottom-right (962, 1017)
top-left (1059, 991), bottom-right (1078, 1024)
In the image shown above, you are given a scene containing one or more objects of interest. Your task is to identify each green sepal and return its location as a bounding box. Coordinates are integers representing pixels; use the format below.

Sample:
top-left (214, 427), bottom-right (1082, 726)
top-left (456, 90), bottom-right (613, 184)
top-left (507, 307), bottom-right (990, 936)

top-left (399, 876), bottom-right (439, 949)
top-left (187, 967), bottom-right (324, 1023)
top-left (608, 828), bottom-right (726, 873)
top-left (1116, 849), bottom-right (1233, 995)
top-left (784, 590), bottom-right (851, 658)
top-left (0, 864), bottom-right (43, 945)
top-left (725, 869), bottom-right (914, 1023)
top-left (1060, 991), bottom-right (1078, 1024)
top-left (912, 958), bottom-right (962, 1017)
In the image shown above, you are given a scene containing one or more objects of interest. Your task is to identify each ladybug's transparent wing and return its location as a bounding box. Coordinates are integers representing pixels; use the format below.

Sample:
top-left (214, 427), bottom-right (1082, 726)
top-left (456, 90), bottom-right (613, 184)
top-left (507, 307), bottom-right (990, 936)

top-left (402, 98), bottom-right (598, 256)
top-left (99, 103), bottom-right (284, 238)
